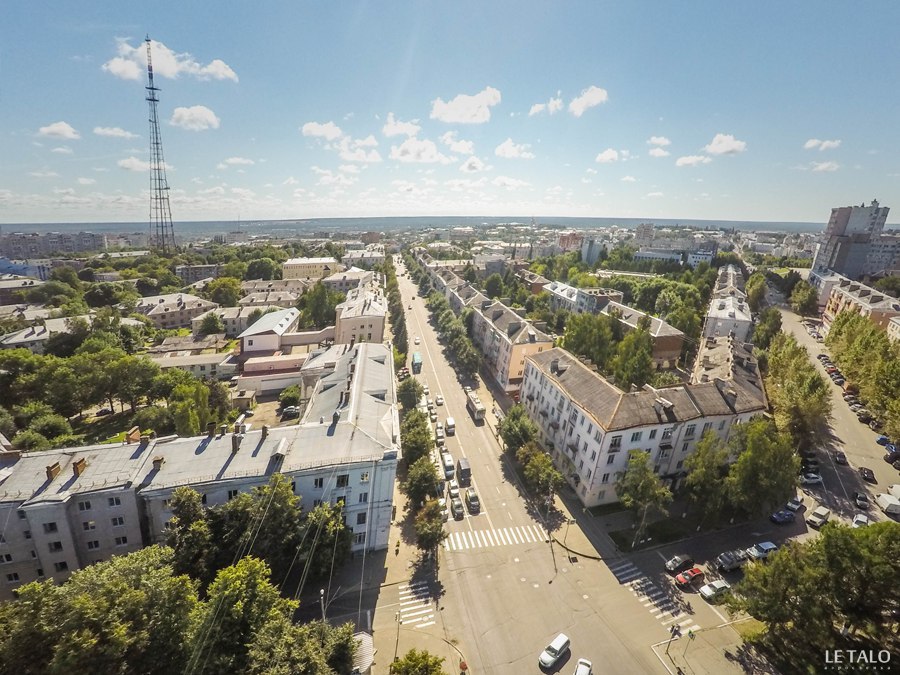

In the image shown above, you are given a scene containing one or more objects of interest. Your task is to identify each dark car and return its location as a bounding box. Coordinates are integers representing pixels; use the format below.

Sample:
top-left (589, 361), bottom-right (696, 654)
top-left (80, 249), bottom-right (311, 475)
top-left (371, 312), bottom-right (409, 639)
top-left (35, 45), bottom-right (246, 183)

top-left (770, 510), bottom-right (796, 525)
top-left (853, 491), bottom-right (870, 510)
top-left (876, 436), bottom-right (890, 446)
top-left (833, 378), bottom-right (846, 386)
top-left (95, 408), bottom-right (113, 417)
top-left (859, 467), bottom-right (876, 483)
top-left (799, 448), bottom-right (818, 460)
top-left (834, 451), bottom-right (848, 465)
top-left (858, 413), bottom-right (873, 424)
top-left (869, 420), bottom-right (883, 431)
top-left (802, 459), bottom-right (821, 471)
top-left (664, 554), bottom-right (694, 574)
top-left (450, 497), bottom-right (464, 519)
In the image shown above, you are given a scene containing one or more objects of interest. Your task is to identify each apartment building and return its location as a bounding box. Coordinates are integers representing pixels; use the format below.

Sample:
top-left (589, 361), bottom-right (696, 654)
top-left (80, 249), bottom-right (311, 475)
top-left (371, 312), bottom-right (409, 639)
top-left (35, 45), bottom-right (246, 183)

top-left (241, 279), bottom-right (311, 296)
top-left (712, 264), bottom-right (747, 301)
top-left (149, 352), bottom-right (237, 380)
top-left (0, 342), bottom-right (399, 600)
top-left (322, 267), bottom-right (375, 294)
top-left (282, 257), bottom-right (341, 280)
top-left (0, 231), bottom-right (107, 257)
top-left (703, 296), bottom-right (753, 342)
top-left (132, 294), bottom-right (218, 330)
top-left (811, 200), bottom-right (893, 278)
top-left (175, 264), bottom-right (221, 284)
top-left (341, 246), bottom-right (386, 268)
top-left (334, 287), bottom-right (387, 344)
top-left (0, 315), bottom-right (143, 354)
top-left (192, 305), bottom-right (283, 338)
top-left (238, 291), bottom-right (300, 309)
top-left (238, 307), bottom-right (301, 354)
top-left (822, 276), bottom-right (900, 333)
top-left (544, 281), bottom-right (625, 315)
top-left (0, 275), bottom-right (44, 305)
top-left (888, 316), bottom-right (900, 344)
top-left (521, 339), bottom-right (766, 507)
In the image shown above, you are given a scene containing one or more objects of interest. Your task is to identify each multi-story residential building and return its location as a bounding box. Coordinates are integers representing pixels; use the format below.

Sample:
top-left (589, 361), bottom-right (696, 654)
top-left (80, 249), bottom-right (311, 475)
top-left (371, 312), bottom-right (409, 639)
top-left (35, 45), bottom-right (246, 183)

top-left (0, 315), bottom-right (143, 354)
top-left (634, 223), bottom-right (655, 246)
top-left (241, 279), bottom-right (310, 296)
top-left (334, 287), bottom-right (387, 345)
top-left (544, 281), bottom-right (625, 315)
top-left (521, 339), bottom-right (766, 507)
top-left (887, 316), bottom-right (900, 344)
top-left (238, 291), bottom-right (300, 309)
top-left (0, 275), bottom-right (44, 305)
top-left (687, 250), bottom-right (715, 267)
top-left (634, 248), bottom-right (683, 263)
top-left (515, 269), bottom-right (550, 294)
top-left (703, 296), bottom-right (753, 342)
top-left (602, 301), bottom-right (685, 368)
top-left (238, 307), bottom-right (301, 354)
top-left (175, 264), bottom-right (221, 284)
top-left (822, 276), bottom-right (900, 333)
top-left (0, 231), bottom-right (107, 257)
top-left (341, 246), bottom-right (386, 268)
top-left (0, 342), bottom-right (399, 600)
top-left (192, 306), bottom-right (284, 338)
top-left (149, 352), bottom-right (237, 380)
top-left (132, 294), bottom-right (218, 330)
top-left (322, 267), bottom-right (375, 294)
top-left (212, 231), bottom-right (249, 244)
top-left (580, 237), bottom-right (607, 266)
top-left (811, 200), bottom-right (892, 279)
top-left (283, 257), bottom-right (342, 280)
top-left (712, 264), bottom-right (746, 301)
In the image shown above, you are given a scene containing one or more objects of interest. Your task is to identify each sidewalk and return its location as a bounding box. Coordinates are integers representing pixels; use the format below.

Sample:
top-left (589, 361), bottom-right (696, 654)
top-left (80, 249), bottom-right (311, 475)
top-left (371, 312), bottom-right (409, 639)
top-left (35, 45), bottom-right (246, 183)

top-left (652, 621), bottom-right (777, 675)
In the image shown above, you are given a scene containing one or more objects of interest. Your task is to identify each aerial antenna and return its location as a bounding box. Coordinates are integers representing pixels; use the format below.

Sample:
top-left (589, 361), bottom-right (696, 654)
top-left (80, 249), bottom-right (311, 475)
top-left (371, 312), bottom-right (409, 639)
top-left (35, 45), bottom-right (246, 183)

top-left (146, 35), bottom-right (177, 254)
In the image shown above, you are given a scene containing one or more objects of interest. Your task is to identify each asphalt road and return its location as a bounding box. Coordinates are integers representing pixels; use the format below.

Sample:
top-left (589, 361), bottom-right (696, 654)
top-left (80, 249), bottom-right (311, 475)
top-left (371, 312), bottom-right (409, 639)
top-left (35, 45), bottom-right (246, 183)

top-left (384, 262), bottom-right (667, 674)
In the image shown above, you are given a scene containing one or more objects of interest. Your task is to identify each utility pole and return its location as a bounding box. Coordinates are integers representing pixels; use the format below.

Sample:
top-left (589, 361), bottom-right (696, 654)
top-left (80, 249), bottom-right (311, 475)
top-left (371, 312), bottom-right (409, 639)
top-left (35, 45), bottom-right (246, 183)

top-left (319, 588), bottom-right (326, 621)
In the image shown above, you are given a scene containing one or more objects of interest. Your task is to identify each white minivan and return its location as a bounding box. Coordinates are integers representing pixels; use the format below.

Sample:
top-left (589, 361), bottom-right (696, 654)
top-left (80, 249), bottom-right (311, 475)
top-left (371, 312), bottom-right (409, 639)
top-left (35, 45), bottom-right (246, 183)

top-left (538, 633), bottom-right (570, 668)
top-left (445, 417), bottom-right (456, 435)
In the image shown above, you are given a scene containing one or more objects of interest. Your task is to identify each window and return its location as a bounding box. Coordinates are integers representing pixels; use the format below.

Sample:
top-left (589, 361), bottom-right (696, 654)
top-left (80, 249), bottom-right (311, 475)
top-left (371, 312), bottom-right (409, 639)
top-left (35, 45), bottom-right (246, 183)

top-left (111, 516), bottom-right (125, 527)
top-left (31, 550), bottom-right (36, 558)
top-left (108, 497), bottom-right (121, 507)
top-left (594, 430), bottom-right (602, 443)
top-left (78, 501), bottom-right (92, 511)
top-left (87, 540), bottom-right (100, 551)
top-left (227, 489), bottom-right (239, 501)
top-left (360, 472), bottom-right (370, 483)
top-left (676, 460), bottom-right (684, 470)
top-left (314, 477), bottom-right (324, 489)
top-left (83, 520), bottom-right (96, 531)
top-left (43, 522), bottom-right (58, 534)
top-left (578, 460), bottom-right (584, 470)
top-left (662, 428), bottom-right (673, 440)
top-left (0, 554), bottom-right (11, 563)
top-left (682, 442), bottom-right (689, 453)
top-left (336, 474), bottom-right (349, 488)
top-left (597, 490), bottom-right (606, 501)
top-left (702, 422), bottom-right (713, 434)
top-left (36, 568), bottom-right (44, 577)
top-left (201, 494), bottom-right (208, 505)
top-left (631, 431), bottom-right (643, 443)
top-left (649, 429), bottom-right (657, 440)
top-left (5, 572), bottom-right (20, 583)
top-left (115, 536), bottom-right (128, 546)
top-left (606, 455), bottom-right (615, 465)
top-left (654, 464), bottom-right (661, 474)
top-left (356, 512), bottom-right (367, 525)
top-left (312, 499), bottom-right (322, 508)
top-left (590, 450), bottom-right (597, 461)
top-left (54, 561), bottom-right (69, 573)
top-left (358, 492), bottom-right (368, 504)
top-left (718, 420), bottom-right (726, 430)
top-left (601, 473), bottom-right (610, 484)
top-left (48, 542), bottom-right (62, 553)
top-left (586, 423), bottom-right (593, 435)
top-left (684, 424), bottom-right (696, 438)
top-left (23, 530), bottom-right (30, 540)
top-left (354, 532), bottom-right (366, 545)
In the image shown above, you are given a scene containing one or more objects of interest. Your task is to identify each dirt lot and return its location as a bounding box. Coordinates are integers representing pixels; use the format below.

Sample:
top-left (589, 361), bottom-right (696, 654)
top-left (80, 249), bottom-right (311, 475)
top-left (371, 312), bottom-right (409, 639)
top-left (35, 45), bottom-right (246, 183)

top-left (243, 395), bottom-right (305, 429)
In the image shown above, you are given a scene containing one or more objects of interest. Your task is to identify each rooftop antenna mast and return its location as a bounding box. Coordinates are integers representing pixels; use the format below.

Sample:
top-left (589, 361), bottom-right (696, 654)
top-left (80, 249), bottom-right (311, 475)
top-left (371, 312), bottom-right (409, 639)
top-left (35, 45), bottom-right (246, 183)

top-left (145, 35), bottom-right (177, 254)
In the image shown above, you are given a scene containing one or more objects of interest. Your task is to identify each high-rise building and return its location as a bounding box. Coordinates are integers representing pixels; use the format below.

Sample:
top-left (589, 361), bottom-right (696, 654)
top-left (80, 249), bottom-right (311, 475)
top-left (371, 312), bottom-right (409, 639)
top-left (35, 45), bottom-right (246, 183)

top-left (811, 200), bottom-right (891, 278)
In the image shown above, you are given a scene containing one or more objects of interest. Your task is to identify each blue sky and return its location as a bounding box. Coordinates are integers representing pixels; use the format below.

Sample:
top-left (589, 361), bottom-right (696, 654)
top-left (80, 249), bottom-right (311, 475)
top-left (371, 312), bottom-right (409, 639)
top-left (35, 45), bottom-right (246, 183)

top-left (2, 1), bottom-right (900, 224)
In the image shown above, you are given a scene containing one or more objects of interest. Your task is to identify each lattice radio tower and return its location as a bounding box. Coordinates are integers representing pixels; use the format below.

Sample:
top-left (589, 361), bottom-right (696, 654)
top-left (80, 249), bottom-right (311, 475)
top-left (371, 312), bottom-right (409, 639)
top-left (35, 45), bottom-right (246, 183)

top-left (145, 36), bottom-right (177, 254)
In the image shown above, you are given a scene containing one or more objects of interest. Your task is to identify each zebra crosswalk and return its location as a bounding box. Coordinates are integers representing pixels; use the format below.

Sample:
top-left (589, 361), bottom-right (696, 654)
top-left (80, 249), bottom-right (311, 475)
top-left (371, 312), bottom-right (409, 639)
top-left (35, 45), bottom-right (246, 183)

top-left (443, 524), bottom-right (548, 551)
top-left (605, 559), bottom-right (701, 634)
top-left (397, 581), bottom-right (435, 629)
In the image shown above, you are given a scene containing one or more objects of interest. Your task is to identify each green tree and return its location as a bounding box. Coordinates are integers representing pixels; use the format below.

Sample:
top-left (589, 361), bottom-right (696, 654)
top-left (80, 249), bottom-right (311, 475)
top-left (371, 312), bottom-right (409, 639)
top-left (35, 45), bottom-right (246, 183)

top-left (391, 649), bottom-right (446, 675)
top-left (198, 312), bottom-right (225, 335)
top-left (683, 432), bottom-right (729, 522)
top-left (166, 486), bottom-right (214, 582)
top-left (415, 498), bottom-right (449, 554)
top-left (403, 456), bottom-right (440, 510)
top-left (752, 307), bottom-right (782, 350)
top-left (220, 260), bottom-right (248, 280)
top-left (295, 503), bottom-right (352, 582)
top-left (789, 279), bottom-right (818, 315)
top-left (49, 265), bottom-right (83, 291)
top-left (397, 378), bottom-right (424, 410)
top-left (11, 429), bottom-right (51, 451)
top-left (484, 273), bottom-right (504, 299)
top-left (523, 451), bottom-right (564, 502)
top-left (114, 355), bottom-right (163, 413)
top-left (246, 258), bottom-right (278, 281)
top-left (611, 329), bottom-right (654, 389)
top-left (615, 449), bottom-right (673, 549)
top-left (37, 357), bottom-right (87, 418)
top-left (171, 400), bottom-right (200, 437)
top-left (205, 277), bottom-right (242, 307)
top-left (131, 405), bottom-right (175, 435)
top-left (29, 414), bottom-right (71, 440)
top-left (400, 410), bottom-right (433, 466)
top-left (745, 272), bottom-right (767, 312)
top-left (725, 418), bottom-right (798, 516)
top-left (246, 614), bottom-right (353, 675)
top-left (498, 404), bottom-right (536, 454)
top-left (278, 384), bottom-right (302, 408)
top-left (0, 406), bottom-right (16, 439)
top-left (296, 282), bottom-right (344, 328)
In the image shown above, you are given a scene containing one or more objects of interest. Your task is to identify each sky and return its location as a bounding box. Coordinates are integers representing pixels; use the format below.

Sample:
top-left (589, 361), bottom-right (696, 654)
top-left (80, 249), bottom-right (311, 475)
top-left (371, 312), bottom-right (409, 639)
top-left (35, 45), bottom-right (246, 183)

top-left (2, 1), bottom-right (900, 225)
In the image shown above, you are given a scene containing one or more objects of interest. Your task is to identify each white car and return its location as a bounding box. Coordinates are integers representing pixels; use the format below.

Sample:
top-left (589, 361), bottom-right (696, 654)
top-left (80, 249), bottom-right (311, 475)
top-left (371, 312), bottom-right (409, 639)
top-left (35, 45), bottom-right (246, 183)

top-left (699, 579), bottom-right (731, 602)
top-left (852, 513), bottom-right (870, 528)
top-left (435, 395), bottom-right (444, 406)
top-left (800, 473), bottom-right (823, 486)
top-left (447, 479), bottom-right (460, 499)
top-left (573, 658), bottom-right (593, 675)
top-left (422, 384), bottom-right (430, 396)
top-left (746, 541), bottom-right (778, 561)
top-left (414, 336), bottom-right (420, 345)
top-left (786, 495), bottom-right (804, 512)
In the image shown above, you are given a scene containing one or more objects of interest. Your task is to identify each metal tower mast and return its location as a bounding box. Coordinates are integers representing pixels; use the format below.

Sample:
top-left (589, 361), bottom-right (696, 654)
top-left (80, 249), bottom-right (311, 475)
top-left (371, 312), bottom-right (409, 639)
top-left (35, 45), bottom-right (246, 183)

top-left (145, 36), bottom-right (177, 254)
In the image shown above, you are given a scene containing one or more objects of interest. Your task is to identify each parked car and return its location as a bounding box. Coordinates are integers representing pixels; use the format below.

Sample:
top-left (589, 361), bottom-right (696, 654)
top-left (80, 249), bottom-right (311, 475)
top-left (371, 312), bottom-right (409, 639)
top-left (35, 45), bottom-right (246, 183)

top-left (833, 451), bottom-right (848, 465)
top-left (801, 473), bottom-right (823, 485)
top-left (715, 549), bottom-right (749, 572)
top-left (414, 336), bottom-right (420, 344)
top-left (799, 448), bottom-right (817, 459)
top-left (435, 395), bottom-right (444, 406)
top-left (833, 378), bottom-right (846, 386)
top-left (447, 479), bottom-right (460, 499)
top-left (465, 488), bottom-right (481, 514)
top-left (770, 509), bottom-right (796, 525)
top-left (858, 413), bottom-right (873, 424)
top-left (699, 579), bottom-right (731, 602)
top-left (859, 467), bottom-right (877, 483)
top-left (876, 435), bottom-right (891, 446)
top-left (450, 497), bottom-right (464, 519)
top-left (786, 495), bottom-right (804, 512)
top-left (747, 541), bottom-right (778, 561)
top-left (825, 366), bottom-right (838, 374)
top-left (884, 451), bottom-right (900, 464)
top-left (869, 420), bottom-right (884, 431)
top-left (281, 406), bottom-right (301, 419)
top-left (675, 567), bottom-right (705, 587)
top-left (852, 514), bottom-right (870, 528)
top-left (853, 491), bottom-right (870, 509)
top-left (806, 506), bottom-right (831, 528)
top-left (95, 408), bottom-right (113, 417)
top-left (422, 384), bottom-right (429, 396)
top-left (538, 634), bottom-right (570, 669)
top-left (664, 554), bottom-right (694, 574)
top-left (802, 459), bottom-right (821, 472)
top-left (573, 658), bottom-right (593, 675)
top-left (850, 403), bottom-right (865, 412)
top-left (429, 410), bottom-right (438, 422)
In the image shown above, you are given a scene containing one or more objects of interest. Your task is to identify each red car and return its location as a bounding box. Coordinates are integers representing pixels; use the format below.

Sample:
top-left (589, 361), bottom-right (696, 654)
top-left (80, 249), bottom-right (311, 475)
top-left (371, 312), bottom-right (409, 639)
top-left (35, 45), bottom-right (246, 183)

top-left (675, 567), bottom-right (705, 587)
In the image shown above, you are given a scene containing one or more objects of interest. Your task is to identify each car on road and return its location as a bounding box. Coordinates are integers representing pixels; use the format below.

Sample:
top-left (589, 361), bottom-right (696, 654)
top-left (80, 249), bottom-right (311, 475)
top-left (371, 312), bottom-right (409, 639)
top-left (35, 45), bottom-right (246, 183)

top-left (450, 497), bottom-right (464, 519)
top-left (825, 366), bottom-right (838, 374)
top-left (435, 395), bottom-right (444, 406)
top-left (801, 459), bottom-right (821, 472)
top-left (884, 451), bottom-right (900, 464)
top-left (850, 403), bottom-right (865, 412)
top-left (414, 336), bottom-right (420, 344)
top-left (95, 408), bottom-right (113, 417)
top-left (853, 491), bottom-right (870, 509)
top-left (852, 514), bottom-right (870, 528)
top-left (538, 633), bottom-right (570, 669)
top-left (747, 541), bottom-right (778, 561)
top-left (876, 435), bottom-right (891, 446)
top-left (463, 385), bottom-right (472, 394)
top-left (833, 451), bottom-right (848, 465)
top-left (408, 304), bottom-right (412, 310)
top-left (447, 479), bottom-right (460, 499)
top-left (465, 488), bottom-right (481, 514)
top-left (801, 473), bottom-right (823, 485)
top-left (675, 567), bottom-right (705, 587)
top-left (786, 495), bottom-right (804, 511)
top-left (422, 384), bottom-right (429, 396)
top-left (664, 554), bottom-right (694, 573)
top-left (833, 378), bottom-right (846, 386)
top-left (859, 467), bottom-right (877, 483)
top-left (869, 420), bottom-right (884, 431)
top-left (806, 506), bottom-right (831, 528)
top-left (429, 410), bottom-right (438, 422)
top-left (858, 413), bottom-right (873, 424)
top-left (817, 353), bottom-right (829, 360)
top-left (770, 510), bottom-right (796, 525)
top-left (715, 549), bottom-right (749, 572)
top-left (436, 497), bottom-right (449, 522)
top-left (699, 579), bottom-right (731, 602)
top-left (573, 658), bottom-right (593, 675)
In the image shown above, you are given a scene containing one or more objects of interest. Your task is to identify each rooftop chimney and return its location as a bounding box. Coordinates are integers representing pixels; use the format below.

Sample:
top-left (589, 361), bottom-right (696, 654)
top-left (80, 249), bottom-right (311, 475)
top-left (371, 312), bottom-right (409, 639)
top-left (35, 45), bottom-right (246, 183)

top-left (207, 422), bottom-right (216, 437)
top-left (152, 456), bottom-right (165, 471)
top-left (46, 462), bottom-right (61, 481)
top-left (261, 424), bottom-right (269, 440)
top-left (231, 433), bottom-right (243, 454)
top-left (332, 410), bottom-right (341, 425)
top-left (72, 458), bottom-right (87, 478)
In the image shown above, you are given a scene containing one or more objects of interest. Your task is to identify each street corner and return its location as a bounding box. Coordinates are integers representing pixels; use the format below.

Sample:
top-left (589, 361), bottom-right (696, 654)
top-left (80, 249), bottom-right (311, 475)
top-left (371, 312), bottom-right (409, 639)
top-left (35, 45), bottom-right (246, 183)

top-left (653, 621), bottom-right (775, 675)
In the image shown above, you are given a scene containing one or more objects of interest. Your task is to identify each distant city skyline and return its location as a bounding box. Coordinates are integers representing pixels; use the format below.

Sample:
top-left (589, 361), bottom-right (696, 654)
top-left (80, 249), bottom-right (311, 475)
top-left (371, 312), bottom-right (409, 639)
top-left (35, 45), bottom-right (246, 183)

top-left (2, 2), bottom-right (899, 224)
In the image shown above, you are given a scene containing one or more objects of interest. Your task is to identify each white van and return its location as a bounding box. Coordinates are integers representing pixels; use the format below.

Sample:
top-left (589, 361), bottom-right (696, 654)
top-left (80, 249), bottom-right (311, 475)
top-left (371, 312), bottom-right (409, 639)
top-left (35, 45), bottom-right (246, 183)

top-left (445, 417), bottom-right (456, 435)
top-left (538, 633), bottom-right (570, 668)
top-left (441, 452), bottom-right (455, 479)
top-left (876, 493), bottom-right (900, 516)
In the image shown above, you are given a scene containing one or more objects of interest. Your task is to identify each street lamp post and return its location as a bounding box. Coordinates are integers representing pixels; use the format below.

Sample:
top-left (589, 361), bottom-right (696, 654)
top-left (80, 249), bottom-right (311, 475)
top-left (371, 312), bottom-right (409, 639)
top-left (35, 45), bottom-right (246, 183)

top-left (319, 589), bottom-right (326, 621)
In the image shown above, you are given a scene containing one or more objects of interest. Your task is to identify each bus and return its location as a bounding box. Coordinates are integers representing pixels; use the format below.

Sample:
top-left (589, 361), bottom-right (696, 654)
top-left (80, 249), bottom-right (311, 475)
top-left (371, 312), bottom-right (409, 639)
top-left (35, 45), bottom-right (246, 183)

top-left (411, 351), bottom-right (423, 374)
top-left (466, 391), bottom-right (486, 421)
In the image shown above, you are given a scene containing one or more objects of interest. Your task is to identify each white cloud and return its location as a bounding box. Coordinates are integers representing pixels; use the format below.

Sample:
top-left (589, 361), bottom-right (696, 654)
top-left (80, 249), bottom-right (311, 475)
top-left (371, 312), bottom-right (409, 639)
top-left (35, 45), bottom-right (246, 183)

top-left (382, 113), bottom-right (421, 138)
top-left (648, 147), bottom-right (670, 158)
top-left (430, 86), bottom-right (501, 124)
top-left (492, 175), bottom-right (530, 190)
top-left (301, 121), bottom-right (343, 141)
top-left (595, 148), bottom-right (619, 163)
top-left (94, 126), bottom-right (139, 139)
top-left (804, 138), bottom-right (841, 151)
top-left (585, 168), bottom-right (597, 175)
top-left (568, 85), bottom-right (609, 117)
top-left (170, 105), bottom-right (220, 131)
top-left (528, 93), bottom-right (563, 116)
top-left (676, 155), bottom-right (712, 167)
top-left (51, 146), bottom-right (73, 154)
top-left (390, 137), bottom-right (454, 164)
top-left (198, 186), bottom-right (225, 196)
top-left (495, 138), bottom-right (535, 159)
top-left (217, 156), bottom-right (255, 169)
top-left (102, 38), bottom-right (238, 82)
top-left (282, 176), bottom-right (299, 185)
top-left (445, 177), bottom-right (487, 191)
top-left (29, 170), bottom-right (59, 178)
top-left (459, 156), bottom-right (486, 173)
top-left (648, 136), bottom-right (671, 147)
top-left (645, 192), bottom-right (664, 198)
top-left (621, 175), bottom-right (636, 182)
top-left (311, 166), bottom-right (357, 186)
top-left (37, 121), bottom-right (80, 140)
top-left (440, 131), bottom-right (474, 155)
top-left (339, 164), bottom-right (360, 174)
top-left (53, 188), bottom-right (76, 196)
top-left (77, 177), bottom-right (96, 185)
top-left (391, 180), bottom-right (417, 193)
top-left (337, 136), bottom-right (382, 162)
top-left (704, 133), bottom-right (746, 155)
top-left (812, 161), bottom-right (840, 172)
top-left (230, 187), bottom-right (256, 199)
top-left (117, 156), bottom-right (150, 171)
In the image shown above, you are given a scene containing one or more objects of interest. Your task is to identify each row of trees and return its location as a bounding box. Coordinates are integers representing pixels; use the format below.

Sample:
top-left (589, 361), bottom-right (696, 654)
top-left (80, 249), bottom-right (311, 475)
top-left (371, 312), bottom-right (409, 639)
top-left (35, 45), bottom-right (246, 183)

top-left (497, 406), bottom-right (565, 505)
top-left (826, 311), bottom-right (900, 440)
top-left (424, 293), bottom-right (481, 379)
top-left (382, 258), bottom-right (410, 365)
top-left (0, 546), bottom-right (357, 675)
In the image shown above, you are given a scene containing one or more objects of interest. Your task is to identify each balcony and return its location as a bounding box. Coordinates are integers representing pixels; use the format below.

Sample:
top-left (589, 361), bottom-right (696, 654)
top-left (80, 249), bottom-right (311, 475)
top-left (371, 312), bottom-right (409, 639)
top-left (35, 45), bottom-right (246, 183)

top-left (549, 420), bottom-right (559, 430)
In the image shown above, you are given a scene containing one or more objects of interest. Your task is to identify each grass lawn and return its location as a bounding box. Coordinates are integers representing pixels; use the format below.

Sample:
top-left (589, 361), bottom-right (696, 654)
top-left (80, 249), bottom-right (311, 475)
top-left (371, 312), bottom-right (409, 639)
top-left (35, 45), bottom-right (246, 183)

top-left (609, 511), bottom-right (706, 552)
top-left (586, 502), bottom-right (627, 518)
top-left (72, 411), bottom-right (135, 444)
top-left (732, 618), bottom-right (766, 642)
